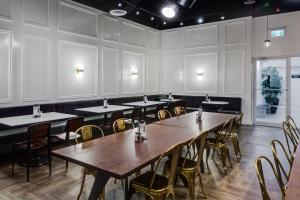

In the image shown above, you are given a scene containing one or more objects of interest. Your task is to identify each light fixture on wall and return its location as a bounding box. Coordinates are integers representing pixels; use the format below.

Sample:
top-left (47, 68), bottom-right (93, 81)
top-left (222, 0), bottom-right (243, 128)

top-left (264, 15), bottom-right (271, 47)
top-left (131, 68), bottom-right (139, 79)
top-left (75, 64), bottom-right (84, 78)
top-left (197, 70), bottom-right (204, 80)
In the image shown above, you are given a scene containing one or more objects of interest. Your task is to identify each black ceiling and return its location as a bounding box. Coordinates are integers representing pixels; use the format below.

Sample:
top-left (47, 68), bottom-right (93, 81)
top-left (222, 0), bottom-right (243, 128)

top-left (72, 0), bottom-right (300, 30)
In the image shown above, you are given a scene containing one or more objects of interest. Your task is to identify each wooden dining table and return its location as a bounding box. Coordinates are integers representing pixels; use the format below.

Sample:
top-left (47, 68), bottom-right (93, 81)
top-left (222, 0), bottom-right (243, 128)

top-left (285, 145), bottom-right (300, 200)
top-left (52, 111), bottom-right (235, 200)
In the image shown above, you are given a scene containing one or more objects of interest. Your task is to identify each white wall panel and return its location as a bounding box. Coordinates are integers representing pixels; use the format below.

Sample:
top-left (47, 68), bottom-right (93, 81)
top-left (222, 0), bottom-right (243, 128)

top-left (0, 0), bottom-right (12, 20)
top-left (102, 47), bottom-right (118, 96)
top-left (224, 50), bottom-right (245, 94)
top-left (57, 41), bottom-right (97, 99)
top-left (147, 53), bottom-right (160, 93)
top-left (121, 51), bottom-right (144, 94)
top-left (184, 25), bottom-right (218, 48)
top-left (164, 31), bottom-right (180, 49)
top-left (162, 54), bottom-right (182, 93)
top-left (225, 21), bottom-right (246, 44)
top-left (22, 0), bottom-right (49, 27)
top-left (184, 52), bottom-right (218, 93)
top-left (102, 16), bottom-right (118, 42)
top-left (147, 30), bottom-right (160, 49)
top-left (59, 1), bottom-right (97, 37)
top-left (0, 31), bottom-right (11, 103)
top-left (122, 22), bottom-right (145, 47)
top-left (21, 34), bottom-right (49, 101)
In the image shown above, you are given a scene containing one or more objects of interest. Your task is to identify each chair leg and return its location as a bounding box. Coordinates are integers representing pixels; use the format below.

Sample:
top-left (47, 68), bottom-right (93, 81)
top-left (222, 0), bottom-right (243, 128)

top-left (48, 146), bottom-right (52, 175)
top-left (77, 169), bottom-right (86, 200)
top-left (226, 147), bottom-right (233, 168)
top-left (128, 185), bottom-right (136, 200)
top-left (11, 144), bottom-right (16, 176)
top-left (26, 151), bottom-right (32, 182)
top-left (221, 147), bottom-right (227, 175)
top-left (197, 170), bottom-right (207, 199)
top-left (205, 147), bottom-right (211, 173)
top-left (233, 136), bottom-right (241, 161)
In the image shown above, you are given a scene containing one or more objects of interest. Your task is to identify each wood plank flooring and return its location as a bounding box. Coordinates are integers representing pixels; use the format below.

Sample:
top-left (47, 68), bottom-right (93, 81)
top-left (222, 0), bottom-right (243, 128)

top-left (0, 125), bottom-right (285, 200)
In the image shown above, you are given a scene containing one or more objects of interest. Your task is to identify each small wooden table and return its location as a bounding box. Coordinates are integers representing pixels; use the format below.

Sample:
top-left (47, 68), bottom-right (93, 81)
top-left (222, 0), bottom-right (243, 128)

top-left (285, 146), bottom-right (300, 200)
top-left (0, 112), bottom-right (77, 127)
top-left (122, 101), bottom-right (165, 119)
top-left (52, 112), bottom-right (234, 200)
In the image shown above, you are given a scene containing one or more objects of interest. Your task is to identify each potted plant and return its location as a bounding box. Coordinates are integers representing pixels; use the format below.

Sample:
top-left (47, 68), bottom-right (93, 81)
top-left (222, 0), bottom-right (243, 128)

top-left (261, 66), bottom-right (282, 114)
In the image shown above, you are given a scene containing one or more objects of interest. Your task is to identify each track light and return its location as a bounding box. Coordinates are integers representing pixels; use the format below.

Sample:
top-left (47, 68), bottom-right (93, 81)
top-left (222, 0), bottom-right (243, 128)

top-left (162, 4), bottom-right (177, 18)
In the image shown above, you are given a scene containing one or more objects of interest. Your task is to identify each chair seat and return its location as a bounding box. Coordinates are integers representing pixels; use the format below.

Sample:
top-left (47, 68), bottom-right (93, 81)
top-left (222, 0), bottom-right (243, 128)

top-left (15, 140), bottom-right (47, 150)
top-left (131, 171), bottom-right (169, 190)
top-left (52, 132), bottom-right (80, 141)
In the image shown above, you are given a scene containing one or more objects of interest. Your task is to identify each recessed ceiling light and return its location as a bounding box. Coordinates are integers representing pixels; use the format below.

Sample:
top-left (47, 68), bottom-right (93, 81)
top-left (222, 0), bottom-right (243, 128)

top-left (244, 0), bottom-right (256, 5)
top-left (197, 17), bottom-right (204, 23)
top-left (109, 9), bottom-right (127, 17)
top-left (163, 21), bottom-right (167, 25)
top-left (118, 2), bottom-right (122, 7)
top-left (221, 16), bottom-right (225, 20)
top-left (180, 22), bottom-right (184, 26)
top-left (150, 17), bottom-right (154, 21)
top-left (162, 5), bottom-right (176, 18)
top-left (136, 10), bottom-right (140, 15)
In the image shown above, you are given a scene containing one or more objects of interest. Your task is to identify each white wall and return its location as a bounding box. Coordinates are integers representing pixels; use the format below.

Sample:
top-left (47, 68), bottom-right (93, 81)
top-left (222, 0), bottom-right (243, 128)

top-left (253, 11), bottom-right (300, 58)
top-left (0, 0), bottom-right (161, 108)
top-left (160, 18), bottom-right (253, 124)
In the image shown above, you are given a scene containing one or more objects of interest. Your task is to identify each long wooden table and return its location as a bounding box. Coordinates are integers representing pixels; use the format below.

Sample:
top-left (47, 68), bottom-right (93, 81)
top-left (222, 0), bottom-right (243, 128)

top-left (52, 112), bottom-right (235, 200)
top-left (285, 146), bottom-right (300, 200)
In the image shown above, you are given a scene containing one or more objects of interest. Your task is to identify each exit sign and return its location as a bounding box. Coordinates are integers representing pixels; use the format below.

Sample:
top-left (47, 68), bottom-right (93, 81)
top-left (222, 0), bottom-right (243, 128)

top-left (271, 29), bottom-right (285, 38)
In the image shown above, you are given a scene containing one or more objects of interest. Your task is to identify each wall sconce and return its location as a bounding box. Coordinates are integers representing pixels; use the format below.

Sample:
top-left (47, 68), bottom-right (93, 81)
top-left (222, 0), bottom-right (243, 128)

top-left (197, 72), bottom-right (204, 76)
top-left (75, 64), bottom-right (84, 78)
top-left (131, 69), bottom-right (139, 79)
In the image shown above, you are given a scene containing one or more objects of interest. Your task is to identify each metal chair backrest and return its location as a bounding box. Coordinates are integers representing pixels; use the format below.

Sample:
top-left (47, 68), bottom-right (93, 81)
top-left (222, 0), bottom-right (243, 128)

top-left (149, 144), bottom-right (181, 189)
top-left (287, 116), bottom-right (300, 139)
top-left (174, 106), bottom-right (187, 116)
top-left (255, 156), bottom-right (286, 200)
top-left (65, 117), bottom-right (84, 140)
top-left (283, 122), bottom-right (298, 156)
top-left (113, 118), bottom-right (134, 134)
top-left (157, 109), bottom-right (172, 121)
top-left (271, 139), bottom-right (293, 187)
top-left (74, 125), bottom-right (104, 144)
top-left (215, 117), bottom-right (235, 141)
top-left (27, 122), bottom-right (51, 149)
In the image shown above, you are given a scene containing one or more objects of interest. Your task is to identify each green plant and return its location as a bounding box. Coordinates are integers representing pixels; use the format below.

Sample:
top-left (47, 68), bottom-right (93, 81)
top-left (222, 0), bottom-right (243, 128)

top-left (261, 66), bottom-right (283, 114)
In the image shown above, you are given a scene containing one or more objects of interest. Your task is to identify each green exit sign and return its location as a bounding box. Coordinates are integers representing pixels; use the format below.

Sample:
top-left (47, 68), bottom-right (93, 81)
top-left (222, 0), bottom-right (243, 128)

top-left (271, 29), bottom-right (285, 38)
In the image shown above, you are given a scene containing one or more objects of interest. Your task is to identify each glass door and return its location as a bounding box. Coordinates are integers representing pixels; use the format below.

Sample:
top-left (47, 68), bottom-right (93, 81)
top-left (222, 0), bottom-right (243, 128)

top-left (290, 57), bottom-right (300, 123)
top-left (254, 58), bottom-right (288, 126)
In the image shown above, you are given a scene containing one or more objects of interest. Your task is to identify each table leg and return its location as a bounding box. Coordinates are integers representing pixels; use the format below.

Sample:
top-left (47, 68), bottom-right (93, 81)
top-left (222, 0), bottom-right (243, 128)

top-left (124, 177), bottom-right (129, 200)
top-left (104, 114), bottom-right (108, 125)
top-left (143, 107), bottom-right (147, 120)
top-left (88, 172), bottom-right (109, 200)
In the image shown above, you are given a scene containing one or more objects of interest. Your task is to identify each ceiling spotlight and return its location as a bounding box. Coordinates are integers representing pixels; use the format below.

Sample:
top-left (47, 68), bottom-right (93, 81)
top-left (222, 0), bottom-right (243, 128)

top-left (197, 17), bottom-right (204, 23)
top-left (162, 5), bottom-right (177, 18)
top-left (221, 16), bottom-right (225, 20)
top-left (136, 10), bottom-right (140, 15)
top-left (244, 0), bottom-right (256, 5)
top-left (180, 22), bottom-right (184, 26)
top-left (150, 17), bottom-right (154, 21)
top-left (109, 9), bottom-right (127, 17)
top-left (163, 21), bottom-right (167, 25)
top-left (118, 2), bottom-right (122, 7)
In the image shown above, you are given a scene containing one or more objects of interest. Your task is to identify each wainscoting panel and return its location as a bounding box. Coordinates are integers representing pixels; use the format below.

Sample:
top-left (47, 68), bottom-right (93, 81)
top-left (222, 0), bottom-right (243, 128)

top-left (184, 24), bottom-right (218, 48)
top-left (0, 31), bottom-right (11, 103)
top-left (0, 0), bottom-right (12, 20)
top-left (164, 31), bottom-right (180, 49)
top-left (121, 50), bottom-right (145, 94)
top-left (122, 22), bottom-right (145, 47)
top-left (59, 1), bottom-right (98, 38)
top-left (161, 54), bottom-right (182, 93)
top-left (21, 34), bottom-right (49, 101)
top-left (147, 53), bottom-right (160, 94)
top-left (224, 50), bottom-right (245, 95)
top-left (147, 30), bottom-right (160, 49)
top-left (22, 0), bottom-right (49, 27)
top-left (102, 15), bottom-right (118, 42)
top-left (102, 47), bottom-right (118, 96)
top-left (57, 40), bottom-right (98, 99)
top-left (225, 21), bottom-right (246, 45)
top-left (184, 52), bottom-right (219, 93)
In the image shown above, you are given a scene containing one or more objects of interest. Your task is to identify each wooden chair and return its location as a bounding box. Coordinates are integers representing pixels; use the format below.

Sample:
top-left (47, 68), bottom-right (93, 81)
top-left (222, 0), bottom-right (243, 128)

top-left (76, 125), bottom-right (105, 200)
top-left (204, 117), bottom-right (234, 175)
top-left (128, 144), bottom-right (181, 200)
top-left (255, 156), bottom-right (287, 200)
top-left (174, 106), bottom-right (187, 116)
top-left (113, 118), bottom-right (135, 134)
top-left (11, 122), bottom-right (52, 182)
top-left (282, 122), bottom-right (299, 156)
top-left (164, 133), bottom-right (208, 199)
top-left (51, 116), bottom-right (84, 169)
top-left (157, 109), bottom-right (172, 121)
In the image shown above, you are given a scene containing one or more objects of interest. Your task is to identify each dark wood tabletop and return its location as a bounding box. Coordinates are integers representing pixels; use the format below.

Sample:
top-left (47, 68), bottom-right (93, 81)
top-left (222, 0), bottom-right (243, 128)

top-left (285, 145), bottom-right (300, 200)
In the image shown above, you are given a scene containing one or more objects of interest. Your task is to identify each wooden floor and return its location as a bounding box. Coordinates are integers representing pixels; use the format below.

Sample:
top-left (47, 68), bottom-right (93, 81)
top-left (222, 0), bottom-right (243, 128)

top-left (0, 125), bottom-right (285, 200)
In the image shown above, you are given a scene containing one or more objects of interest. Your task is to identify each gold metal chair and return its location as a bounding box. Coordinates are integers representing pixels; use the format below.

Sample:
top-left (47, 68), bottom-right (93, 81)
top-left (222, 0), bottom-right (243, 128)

top-left (128, 144), bottom-right (181, 200)
top-left (174, 106), bottom-right (187, 116)
top-left (282, 122), bottom-right (299, 157)
top-left (271, 140), bottom-right (293, 185)
top-left (164, 133), bottom-right (208, 199)
top-left (112, 118), bottom-right (134, 134)
top-left (229, 113), bottom-right (243, 161)
top-left (76, 125), bottom-right (105, 200)
top-left (255, 156), bottom-right (287, 200)
top-left (287, 115), bottom-right (300, 137)
top-left (157, 109), bottom-right (172, 121)
top-left (205, 117), bottom-right (234, 175)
